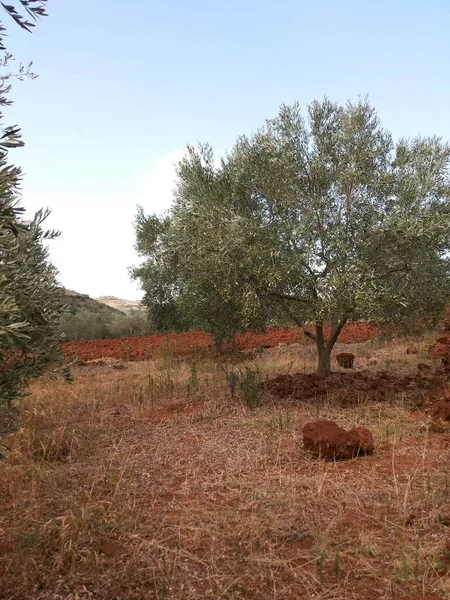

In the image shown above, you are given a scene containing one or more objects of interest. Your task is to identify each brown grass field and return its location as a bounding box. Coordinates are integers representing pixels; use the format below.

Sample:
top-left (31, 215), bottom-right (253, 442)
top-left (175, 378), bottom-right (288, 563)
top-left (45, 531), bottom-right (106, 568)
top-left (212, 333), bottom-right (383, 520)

top-left (1, 333), bottom-right (450, 599)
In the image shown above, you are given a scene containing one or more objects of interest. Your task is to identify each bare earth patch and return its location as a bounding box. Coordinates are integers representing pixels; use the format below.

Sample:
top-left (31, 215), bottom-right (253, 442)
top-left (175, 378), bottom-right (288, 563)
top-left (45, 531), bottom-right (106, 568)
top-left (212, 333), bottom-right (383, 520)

top-left (1, 338), bottom-right (450, 599)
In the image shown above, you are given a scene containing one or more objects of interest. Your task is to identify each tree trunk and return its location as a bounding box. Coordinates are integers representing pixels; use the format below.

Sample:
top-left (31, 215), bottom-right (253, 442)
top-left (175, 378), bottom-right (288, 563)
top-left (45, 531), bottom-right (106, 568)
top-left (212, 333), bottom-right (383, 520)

top-left (295, 318), bottom-right (347, 378)
top-left (315, 324), bottom-right (332, 377)
top-left (316, 346), bottom-right (332, 377)
top-left (315, 320), bottom-right (346, 377)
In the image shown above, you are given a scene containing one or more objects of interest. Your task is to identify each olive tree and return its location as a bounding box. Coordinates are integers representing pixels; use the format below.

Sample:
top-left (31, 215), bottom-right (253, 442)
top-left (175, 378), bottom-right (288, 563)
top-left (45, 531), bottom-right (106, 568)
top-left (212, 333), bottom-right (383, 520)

top-left (131, 208), bottom-right (192, 334)
top-left (132, 154), bottom-right (269, 351)
top-left (109, 311), bottom-right (149, 338)
top-left (166, 98), bottom-right (450, 376)
top-left (0, 2), bottom-right (70, 434)
top-left (1, 210), bottom-right (69, 412)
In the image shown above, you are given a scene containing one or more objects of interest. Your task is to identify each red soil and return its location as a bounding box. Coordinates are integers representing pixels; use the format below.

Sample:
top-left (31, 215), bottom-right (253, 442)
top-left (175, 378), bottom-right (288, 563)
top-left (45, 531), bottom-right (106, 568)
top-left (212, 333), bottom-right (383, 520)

top-left (61, 322), bottom-right (380, 363)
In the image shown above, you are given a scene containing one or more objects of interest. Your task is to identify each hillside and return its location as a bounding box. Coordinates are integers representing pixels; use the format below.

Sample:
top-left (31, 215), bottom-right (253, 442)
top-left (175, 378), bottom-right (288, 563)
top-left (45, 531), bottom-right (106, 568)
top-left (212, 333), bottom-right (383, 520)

top-left (95, 295), bottom-right (144, 314)
top-left (64, 289), bottom-right (124, 315)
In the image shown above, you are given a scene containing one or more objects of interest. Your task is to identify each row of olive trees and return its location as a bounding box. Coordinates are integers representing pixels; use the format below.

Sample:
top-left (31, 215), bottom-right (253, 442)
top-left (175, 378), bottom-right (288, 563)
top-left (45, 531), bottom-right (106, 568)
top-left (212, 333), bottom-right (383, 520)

top-left (133, 98), bottom-right (450, 375)
top-left (0, 2), bottom-right (70, 435)
top-left (58, 310), bottom-right (150, 341)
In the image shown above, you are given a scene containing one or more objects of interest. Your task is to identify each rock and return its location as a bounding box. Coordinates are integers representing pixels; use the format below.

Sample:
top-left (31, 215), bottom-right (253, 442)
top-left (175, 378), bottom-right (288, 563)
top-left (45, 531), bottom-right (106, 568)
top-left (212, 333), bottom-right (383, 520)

top-left (406, 346), bottom-right (419, 355)
top-left (417, 363), bottom-right (431, 372)
top-left (302, 420), bottom-right (374, 460)
top-left (346, 426), bottom-right (374, 454)
top-left (336, 352), bottom-right (355, 369)
top-left (432, 400), bottom-right (450, 421)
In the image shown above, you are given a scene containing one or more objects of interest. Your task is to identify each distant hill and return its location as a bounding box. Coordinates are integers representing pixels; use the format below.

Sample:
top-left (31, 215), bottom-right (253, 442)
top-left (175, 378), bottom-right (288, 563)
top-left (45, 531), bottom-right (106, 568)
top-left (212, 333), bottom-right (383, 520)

top-left (64, 289), bottom-right (124, 315)
top-left (96, 296), bottom-right (144, 314)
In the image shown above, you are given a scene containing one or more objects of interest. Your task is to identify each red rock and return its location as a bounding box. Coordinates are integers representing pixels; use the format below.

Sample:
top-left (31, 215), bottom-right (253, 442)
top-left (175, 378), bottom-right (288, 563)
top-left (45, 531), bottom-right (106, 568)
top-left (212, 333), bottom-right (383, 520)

top-left (417, 363), bottom-right (431, 372)
top-left (346, 426), bottom-right (374, 454)
top-left (432, 400), bottom-right (450, 421)
top-left (303, 420), bottom-right (374, 460)
top-left (336, 352), bottom-right (355, 369)
top-left (406, 346), bottom-right (419, 355)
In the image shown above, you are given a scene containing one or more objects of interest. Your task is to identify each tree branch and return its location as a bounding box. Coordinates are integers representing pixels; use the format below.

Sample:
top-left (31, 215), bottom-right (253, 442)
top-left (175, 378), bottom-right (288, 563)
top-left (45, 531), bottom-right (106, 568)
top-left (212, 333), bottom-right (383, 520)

top-left (326, 317), bottom-right (347, 350)
top-left (267, 293), bottom-right (317, 342)
top-left (289, 312), bottom-right (317, 342)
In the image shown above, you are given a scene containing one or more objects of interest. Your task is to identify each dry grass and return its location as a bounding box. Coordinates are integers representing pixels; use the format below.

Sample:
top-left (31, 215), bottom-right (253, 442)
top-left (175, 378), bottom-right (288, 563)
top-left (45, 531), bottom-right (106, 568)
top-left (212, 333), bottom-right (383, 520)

top-left (1, 338), bottom-right (450, 599)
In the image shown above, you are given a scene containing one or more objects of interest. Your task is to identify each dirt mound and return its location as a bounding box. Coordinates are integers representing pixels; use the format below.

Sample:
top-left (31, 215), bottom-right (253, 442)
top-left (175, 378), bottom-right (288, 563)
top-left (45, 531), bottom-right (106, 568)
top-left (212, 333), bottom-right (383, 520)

top-left (303, 420), bottom-right (374, 460)
top-left (61, 323), bottom-right (380, 363)
top-left (430, 335), bottom-right (450, 366)
top-left (263, 370), bottom-right (447, 406)
top-left (336, 352), bottom-right (355, 368)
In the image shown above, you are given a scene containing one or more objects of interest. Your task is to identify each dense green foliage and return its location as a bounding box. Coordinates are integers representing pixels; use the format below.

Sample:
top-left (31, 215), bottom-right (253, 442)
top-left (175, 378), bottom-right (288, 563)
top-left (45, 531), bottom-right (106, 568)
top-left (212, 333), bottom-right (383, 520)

top-left (58, 309), bottom-right (149, 341)
top-left (0, 1), bottom-right (70, 432)
top-left (131, 209), bottom-right (192, 335)
top-left (1, 211), bottom-right (69, 417)
top-left (134, 98), bottom-right (450, 374)
top-left (131, 195), bottom-right (269, 350)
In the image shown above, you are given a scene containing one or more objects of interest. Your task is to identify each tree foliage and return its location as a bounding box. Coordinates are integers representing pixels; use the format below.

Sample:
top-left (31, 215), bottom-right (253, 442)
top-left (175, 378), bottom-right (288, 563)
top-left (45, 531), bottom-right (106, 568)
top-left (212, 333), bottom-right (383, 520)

top-left (134, 98), bottom-right (450, 374)
top-left (0, 1), bottom-right (47, 47)
top-left (109, 310), bottom-right (149, 339)
top-left (131, 208), bottom-right (191, 335)
top-left (1, 210), bottom-right (70, 424)
top-left (0, 1), bottom-right (70, 432)
top-left (132, 178), bottom-right (268, 349)
top-left (59, 309), bottom-right (150, 341)
top-left (58, 309), bottom-right (113, 342)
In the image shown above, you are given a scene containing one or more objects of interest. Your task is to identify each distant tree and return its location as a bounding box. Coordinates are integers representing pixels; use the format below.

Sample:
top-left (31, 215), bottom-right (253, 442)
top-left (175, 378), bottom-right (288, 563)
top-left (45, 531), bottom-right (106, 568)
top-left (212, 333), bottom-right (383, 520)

top-left (131, 198), bottom-right (268, 351)
top-left (109, 310), bottom-right (149, 338)
top-left (152, 98), bottom-right (450, 375)
top-left (58, 310), bottom-right (113, 342)
top-left (131, 208), bottom-right (192, 335)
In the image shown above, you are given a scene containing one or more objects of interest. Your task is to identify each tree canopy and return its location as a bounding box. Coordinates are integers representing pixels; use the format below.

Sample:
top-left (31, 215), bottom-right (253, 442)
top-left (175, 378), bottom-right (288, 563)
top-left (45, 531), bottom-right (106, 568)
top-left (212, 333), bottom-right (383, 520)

top-left (0, 1), bottom-right (70, 435)
top-left (134, 98), bottom-right (450, 375)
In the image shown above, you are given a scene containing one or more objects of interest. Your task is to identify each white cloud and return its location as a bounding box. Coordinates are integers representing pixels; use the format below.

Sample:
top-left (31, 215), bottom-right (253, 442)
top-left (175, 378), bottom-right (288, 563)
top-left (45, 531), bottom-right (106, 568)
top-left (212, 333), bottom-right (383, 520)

top-left (140, 146), bottom-right (224, 215)
top-left (18, 146), bottom-right (223, 300)
top-left (141, 147), bottom-right (188, 215)
top-left (23, 192), bottom-right (143, 300)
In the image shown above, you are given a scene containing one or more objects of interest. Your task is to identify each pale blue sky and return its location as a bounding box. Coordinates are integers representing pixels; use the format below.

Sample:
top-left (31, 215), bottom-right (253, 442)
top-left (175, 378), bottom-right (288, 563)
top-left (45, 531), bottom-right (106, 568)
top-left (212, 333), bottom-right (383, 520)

top-left (5, 0), bottom-right (450, 299)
